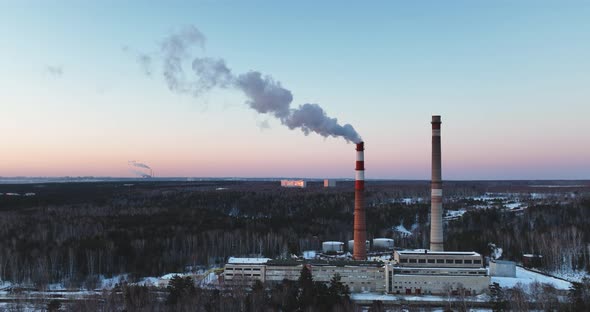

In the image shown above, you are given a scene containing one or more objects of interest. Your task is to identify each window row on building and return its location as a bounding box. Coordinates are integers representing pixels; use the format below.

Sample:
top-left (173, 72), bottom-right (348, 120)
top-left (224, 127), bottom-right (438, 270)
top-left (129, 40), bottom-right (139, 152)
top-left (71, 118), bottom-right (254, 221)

top-left (399, 258), bottom-right (482, 265)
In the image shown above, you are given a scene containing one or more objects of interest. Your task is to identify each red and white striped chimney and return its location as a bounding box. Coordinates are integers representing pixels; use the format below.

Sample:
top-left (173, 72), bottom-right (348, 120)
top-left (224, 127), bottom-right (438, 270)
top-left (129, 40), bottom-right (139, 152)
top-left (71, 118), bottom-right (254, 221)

top-left (353, 141), bottom-right (367, 260)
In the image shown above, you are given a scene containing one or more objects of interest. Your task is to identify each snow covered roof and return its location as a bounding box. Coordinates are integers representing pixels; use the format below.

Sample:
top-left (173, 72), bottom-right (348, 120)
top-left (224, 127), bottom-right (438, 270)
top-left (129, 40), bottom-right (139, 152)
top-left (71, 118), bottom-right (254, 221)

top-left (227, 257), bottom-right (271, 264)
top-left (397, 249), bottom-right (481, 256)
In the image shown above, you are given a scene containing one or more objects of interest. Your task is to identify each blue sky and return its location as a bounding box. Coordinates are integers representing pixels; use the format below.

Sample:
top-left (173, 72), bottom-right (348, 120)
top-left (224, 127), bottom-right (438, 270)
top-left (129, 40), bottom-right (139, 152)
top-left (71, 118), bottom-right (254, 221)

top-left (1, 1), bottom-right (589, 179)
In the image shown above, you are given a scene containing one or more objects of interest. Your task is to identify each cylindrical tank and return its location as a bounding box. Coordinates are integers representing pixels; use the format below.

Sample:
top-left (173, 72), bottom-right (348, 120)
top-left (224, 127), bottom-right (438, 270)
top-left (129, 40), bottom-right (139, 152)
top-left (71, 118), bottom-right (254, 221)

top-left (348, 240), bottom-right (370, 253)
top-left (372, 238), bottom-right (395, 251)
top-left (322, 241), bottom-right (344, 254)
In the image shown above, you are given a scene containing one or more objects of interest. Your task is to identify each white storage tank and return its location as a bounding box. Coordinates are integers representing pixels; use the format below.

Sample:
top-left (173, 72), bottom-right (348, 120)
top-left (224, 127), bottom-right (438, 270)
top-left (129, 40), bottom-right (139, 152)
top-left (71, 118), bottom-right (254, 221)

top-left (347, 240), bottom-right (370, 253)
top-left (372, 238), bottom-right (395, 251)
top-left (322, 241), bottom-right (344, 254)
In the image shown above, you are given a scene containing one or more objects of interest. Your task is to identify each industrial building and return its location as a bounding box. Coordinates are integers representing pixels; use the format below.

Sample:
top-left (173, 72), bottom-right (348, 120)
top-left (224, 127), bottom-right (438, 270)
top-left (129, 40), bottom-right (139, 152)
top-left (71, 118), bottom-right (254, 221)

top-left (489, 259), bottom-right (516, 277)
top-left (224, 258), bottom-right (385, 293)
top-left (224, 116), bottom-right (492, 296)
top-left (385, 250), bottom-right (489, 295)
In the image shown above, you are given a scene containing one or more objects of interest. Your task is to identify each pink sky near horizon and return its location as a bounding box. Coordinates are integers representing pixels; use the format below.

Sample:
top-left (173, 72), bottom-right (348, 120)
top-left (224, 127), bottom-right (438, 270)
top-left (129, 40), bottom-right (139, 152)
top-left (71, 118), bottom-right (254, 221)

top-left (2, 130), bottom-right (588, 179)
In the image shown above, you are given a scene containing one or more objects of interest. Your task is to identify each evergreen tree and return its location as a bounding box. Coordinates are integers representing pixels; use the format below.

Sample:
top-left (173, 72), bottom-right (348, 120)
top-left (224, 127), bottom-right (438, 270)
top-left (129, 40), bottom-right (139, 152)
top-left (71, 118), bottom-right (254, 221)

top-left (328, 273), bottom-right (350, 301)
top-left (47, 299), bottom-right (61, 312)
top-left (298, 265), bottom-right (315, 310)
top-left (166, 275), bottom-right (196, 305)
top-left (489, 282), bottom-right (507, 312)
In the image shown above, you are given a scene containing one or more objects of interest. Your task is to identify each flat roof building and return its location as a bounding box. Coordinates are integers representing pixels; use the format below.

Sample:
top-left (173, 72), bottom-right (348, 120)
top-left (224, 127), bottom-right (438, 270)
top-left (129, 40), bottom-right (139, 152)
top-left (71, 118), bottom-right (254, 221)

top-left (386, 250), bottom-right (490, 296)
top-left (223, 258), bottom-right (385, 293)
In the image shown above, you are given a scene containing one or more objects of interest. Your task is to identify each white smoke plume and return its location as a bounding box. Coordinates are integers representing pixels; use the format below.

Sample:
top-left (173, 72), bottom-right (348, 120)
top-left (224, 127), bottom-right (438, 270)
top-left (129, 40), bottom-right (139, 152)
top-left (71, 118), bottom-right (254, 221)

top-left (140, 26), bottom-right (362, 143)
top-left (488, 243), bottom-right (503, 260)
top-left (159, 25), bottom-right (206, 93)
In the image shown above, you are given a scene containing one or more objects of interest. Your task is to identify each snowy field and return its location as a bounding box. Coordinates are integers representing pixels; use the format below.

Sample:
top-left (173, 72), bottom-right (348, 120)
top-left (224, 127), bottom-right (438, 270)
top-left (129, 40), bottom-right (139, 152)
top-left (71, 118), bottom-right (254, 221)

top-left (492, 266), bottom-right (572, 290)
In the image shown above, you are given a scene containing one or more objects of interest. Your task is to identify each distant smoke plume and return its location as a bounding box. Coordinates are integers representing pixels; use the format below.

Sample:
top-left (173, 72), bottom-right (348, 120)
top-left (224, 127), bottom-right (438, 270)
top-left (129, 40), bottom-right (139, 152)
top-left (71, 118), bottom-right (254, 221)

top-left (128, 160), bottom-right (151, 170)
top-left (128, 161), bottom-right (152, 178)
top-left (140, 26), bottom-right (361, 143)
top-left (46, 65), bottom-right (63, 77)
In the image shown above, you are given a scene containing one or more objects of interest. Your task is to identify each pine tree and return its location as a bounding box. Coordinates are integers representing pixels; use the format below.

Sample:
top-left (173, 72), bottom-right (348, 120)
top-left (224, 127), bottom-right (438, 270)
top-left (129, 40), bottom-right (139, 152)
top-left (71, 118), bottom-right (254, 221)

top-left (489, 282), bottom-right (507, 312)
top-left (298, 265), bottom-right (314, 310)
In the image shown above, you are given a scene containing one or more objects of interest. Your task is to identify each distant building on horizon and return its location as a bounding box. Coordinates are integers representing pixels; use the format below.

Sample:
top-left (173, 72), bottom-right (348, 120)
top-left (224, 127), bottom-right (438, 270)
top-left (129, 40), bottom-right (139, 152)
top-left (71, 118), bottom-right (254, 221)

top-left (324, 179), bottom-right (337, 187)
top-left (281, 180), bottom-right (306, 188)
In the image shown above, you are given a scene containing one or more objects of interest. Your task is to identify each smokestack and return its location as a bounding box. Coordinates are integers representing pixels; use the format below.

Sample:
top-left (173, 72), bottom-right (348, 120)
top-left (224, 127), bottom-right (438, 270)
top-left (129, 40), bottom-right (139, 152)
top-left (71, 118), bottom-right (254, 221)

top-left (430, 115), bottom-right (444, 251)
top-left (353, 142), bottom-right (367, 260)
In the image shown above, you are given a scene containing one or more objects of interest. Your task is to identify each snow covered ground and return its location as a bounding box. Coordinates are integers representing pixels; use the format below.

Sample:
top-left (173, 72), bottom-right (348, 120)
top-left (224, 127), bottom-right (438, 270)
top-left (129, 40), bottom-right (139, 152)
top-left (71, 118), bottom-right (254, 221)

top-left (351, 292), bottom-right (489, 303)
top-left (444, 209), bottom-right (466, 220)
top-left (0, 280), bottom-right (13, 290)
top-left (492, 266), bottom-right (572, 290)
top-left (552, 269), bottom-right (588, 282)
top-left (504, 203), bottom-right (522, 209)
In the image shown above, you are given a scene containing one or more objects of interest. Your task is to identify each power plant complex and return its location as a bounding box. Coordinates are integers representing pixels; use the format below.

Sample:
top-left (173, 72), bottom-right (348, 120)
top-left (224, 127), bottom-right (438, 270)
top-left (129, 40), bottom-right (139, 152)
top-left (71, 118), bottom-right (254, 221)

top-left (224, 115), bottom-right (492, 295)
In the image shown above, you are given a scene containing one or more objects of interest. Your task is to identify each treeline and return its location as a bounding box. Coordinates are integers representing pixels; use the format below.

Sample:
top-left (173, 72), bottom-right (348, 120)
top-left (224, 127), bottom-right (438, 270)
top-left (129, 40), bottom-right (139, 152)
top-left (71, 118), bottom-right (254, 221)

top-left (0, 182), bottom-right (425, 288)
top-left (0, 180), bottom-right (588, 288)
top-left (445, 197), bottom-right (590, 272)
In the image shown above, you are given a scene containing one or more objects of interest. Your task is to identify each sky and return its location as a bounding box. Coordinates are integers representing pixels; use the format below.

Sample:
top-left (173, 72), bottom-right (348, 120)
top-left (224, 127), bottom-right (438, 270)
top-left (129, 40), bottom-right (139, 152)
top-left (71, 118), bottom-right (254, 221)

top-left (1, 1), bottom-right (589, 180)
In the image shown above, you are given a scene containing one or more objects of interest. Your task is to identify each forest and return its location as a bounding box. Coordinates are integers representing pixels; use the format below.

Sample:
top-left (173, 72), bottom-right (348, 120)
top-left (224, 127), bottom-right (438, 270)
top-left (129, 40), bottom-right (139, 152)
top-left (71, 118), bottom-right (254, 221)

top-left (0, 180), bottom-right (589, 291)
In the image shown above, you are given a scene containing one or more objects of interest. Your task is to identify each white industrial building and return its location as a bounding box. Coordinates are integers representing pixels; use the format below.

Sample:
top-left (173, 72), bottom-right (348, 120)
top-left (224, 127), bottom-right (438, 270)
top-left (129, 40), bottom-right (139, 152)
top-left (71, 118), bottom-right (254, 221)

top-left (385, 250), bottom-right (490, 295)
top-left (489, 259), bottom-right (516, 277)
